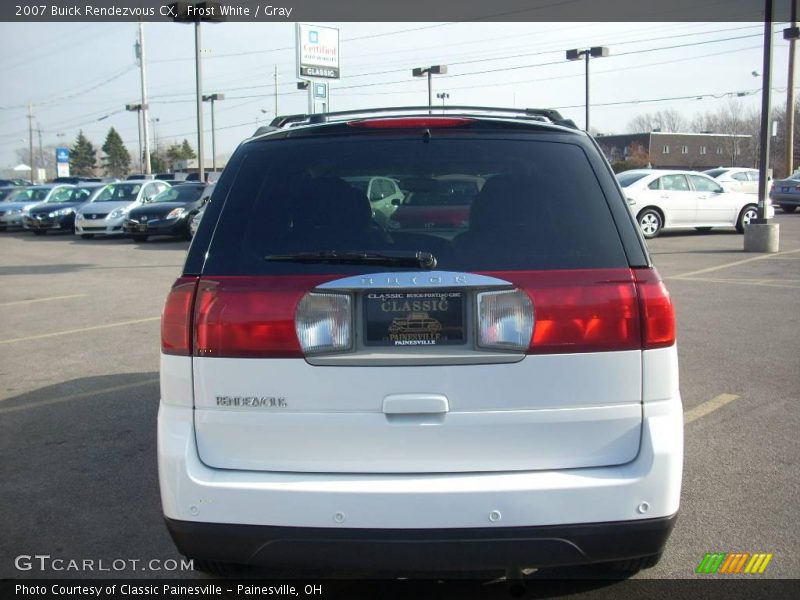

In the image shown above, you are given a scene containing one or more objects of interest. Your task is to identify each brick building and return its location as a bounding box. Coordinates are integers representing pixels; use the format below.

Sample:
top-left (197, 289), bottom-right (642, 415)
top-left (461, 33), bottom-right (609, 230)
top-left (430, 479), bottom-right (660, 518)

top-left (595, 132), bottom-right (753, 170)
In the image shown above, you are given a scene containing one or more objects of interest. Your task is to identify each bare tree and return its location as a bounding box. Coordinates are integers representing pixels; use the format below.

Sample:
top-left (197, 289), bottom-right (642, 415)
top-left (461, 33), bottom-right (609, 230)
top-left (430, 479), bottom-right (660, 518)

top-left (627, 109), bottom-right (688, 133)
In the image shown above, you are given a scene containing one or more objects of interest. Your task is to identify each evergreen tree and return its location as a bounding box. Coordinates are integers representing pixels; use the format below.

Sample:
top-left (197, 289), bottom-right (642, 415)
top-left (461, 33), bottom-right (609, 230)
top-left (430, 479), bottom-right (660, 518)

top-left (101, 127), bottom-right (130, 177)
top-left (150, 151), bottom-right (168, 174)
top-left (69, 131), bottom-right (97, 176)
top-left (179, 139), bottom-right (197, 160)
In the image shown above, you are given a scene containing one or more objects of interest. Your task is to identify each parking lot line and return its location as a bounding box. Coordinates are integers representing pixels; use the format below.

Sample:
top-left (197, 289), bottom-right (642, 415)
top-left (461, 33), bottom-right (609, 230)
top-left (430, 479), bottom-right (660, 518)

top-left (670, 248), bottom-right (800, 280)
top-left (678, 277), bottom-right (800, 289)
top-left (684, 393), bottom-right (740, 425)
top-left (0, 316), bottom-right (160, 345)
top-left (0, 378), bottom-right (159, 414)
top-left (0, 293), bottom-right (88, 307)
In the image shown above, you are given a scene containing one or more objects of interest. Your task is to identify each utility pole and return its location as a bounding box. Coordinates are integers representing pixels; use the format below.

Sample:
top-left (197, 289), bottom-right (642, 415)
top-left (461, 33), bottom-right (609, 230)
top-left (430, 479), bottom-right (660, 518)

top-left (27, 103), bottom-right (35, 183)
top-left (785, 2), bottom-right (799, 177)
top-left (37, 127), bottom-right (44, 179)
top-left (195, 21), bottom-right (205, 182)
top-left (137, 22), bottom-right (152, 175)
top-left (274, 65), bottom-right (278, 117)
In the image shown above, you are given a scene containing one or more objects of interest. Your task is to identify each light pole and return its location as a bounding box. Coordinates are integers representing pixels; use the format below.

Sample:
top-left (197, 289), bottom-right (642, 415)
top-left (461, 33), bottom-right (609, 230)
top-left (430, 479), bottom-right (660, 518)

top-left (169, 2), bottom-right (224, 182)
top-left (202, 93), bottom-right (224, 173)
top-left (436, 92), bottom-right (450, 108)
top-left (125, 103), bottom-right (144, 171)
top-left (566, 46), bottom-right (609, 132)
top-left (297, 80), bottom-right (312, 114)
top-left (784, 7), bottom-right (799, 177)
top-left (412, 65), bottom-right (448, 112)
top-left (135, 22), bottom-right (151, 175)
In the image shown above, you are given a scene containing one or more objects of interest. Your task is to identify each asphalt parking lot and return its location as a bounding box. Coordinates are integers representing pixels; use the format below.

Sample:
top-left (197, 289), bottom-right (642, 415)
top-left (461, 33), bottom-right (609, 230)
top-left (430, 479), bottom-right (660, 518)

top-left (0, 219), bottom-right (798, 590)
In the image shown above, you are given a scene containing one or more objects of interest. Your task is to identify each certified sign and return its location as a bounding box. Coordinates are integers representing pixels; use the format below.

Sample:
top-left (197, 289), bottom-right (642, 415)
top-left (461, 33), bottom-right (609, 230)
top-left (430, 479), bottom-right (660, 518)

top-left (296, 23), bottom-right (340, 79)
top-left (55, 147), bottom-right (70, 177)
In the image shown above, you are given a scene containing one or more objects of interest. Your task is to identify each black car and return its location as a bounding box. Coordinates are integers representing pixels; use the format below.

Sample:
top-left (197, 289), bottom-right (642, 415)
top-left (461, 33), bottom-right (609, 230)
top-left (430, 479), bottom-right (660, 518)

top-left (50, 176), bottom-right (103, 184)
top-left (24, 184), bottom-right (104, 235)
top-left (123, 183), bottom-right (207, 241)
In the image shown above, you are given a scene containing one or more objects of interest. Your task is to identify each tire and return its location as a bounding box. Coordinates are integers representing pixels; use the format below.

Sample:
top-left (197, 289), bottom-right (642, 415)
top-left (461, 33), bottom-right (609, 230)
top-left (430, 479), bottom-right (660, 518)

top-left (132, 234), bottom-right (148, 242)
top-left (604, 552), bottom-right (663, 573)
top-left (80, 234), bottom-right (94, 240)
top-left (637, 209), bottom-right (663, 239)
top-left (736, 204), bottom-right (758, 233)
top-left (33, 230), bottom-right (47, 236)
top-left (694, 227), bottom-right (712, 232)
top-left (781, 205), bottom-right (797, 213)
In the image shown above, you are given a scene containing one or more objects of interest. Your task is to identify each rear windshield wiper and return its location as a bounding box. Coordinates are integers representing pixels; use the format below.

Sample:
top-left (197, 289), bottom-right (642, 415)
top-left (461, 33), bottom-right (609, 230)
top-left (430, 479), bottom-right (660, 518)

top-left (265, 250), bottom-right (437, 269)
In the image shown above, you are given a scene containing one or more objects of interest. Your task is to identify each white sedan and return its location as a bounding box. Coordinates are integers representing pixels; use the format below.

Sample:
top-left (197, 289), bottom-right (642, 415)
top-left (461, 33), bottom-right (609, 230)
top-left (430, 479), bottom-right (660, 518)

top-left (618, 169), bottom-right (765, 239)
top-left (703, 167), bottom-right (760, 194)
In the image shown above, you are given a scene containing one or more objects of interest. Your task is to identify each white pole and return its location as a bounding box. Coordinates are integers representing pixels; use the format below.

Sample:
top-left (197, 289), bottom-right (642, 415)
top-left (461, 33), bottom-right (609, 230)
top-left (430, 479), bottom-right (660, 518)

top-left (138, 22), bottom-right (152, 175)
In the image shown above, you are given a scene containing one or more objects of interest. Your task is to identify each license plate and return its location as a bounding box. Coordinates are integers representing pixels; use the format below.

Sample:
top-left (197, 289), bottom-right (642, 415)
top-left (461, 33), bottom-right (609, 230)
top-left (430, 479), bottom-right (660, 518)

top-left (364, 291), bottom-right (464, 347)
top-left (783, 187), bottom-right (789, 192)
top-left (137, 224), bottom-right (147, 232)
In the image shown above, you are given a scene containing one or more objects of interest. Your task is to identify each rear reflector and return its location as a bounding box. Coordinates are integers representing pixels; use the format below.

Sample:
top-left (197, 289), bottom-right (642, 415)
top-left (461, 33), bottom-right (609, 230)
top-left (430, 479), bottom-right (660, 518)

top-left (348, 117), bottom-right (475, 129)
top-left (295, 292), bottom-right (352, 354)
top-left (633, 268), bottom-right (676, 349)
top-left (477, 289), bottom-right (534, 351)
top-left (161, 277), bottom-right (198, 356)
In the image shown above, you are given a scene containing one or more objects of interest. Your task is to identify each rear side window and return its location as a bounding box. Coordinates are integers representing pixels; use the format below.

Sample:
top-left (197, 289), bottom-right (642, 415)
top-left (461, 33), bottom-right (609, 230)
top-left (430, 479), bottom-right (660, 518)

top-left (202, 136), bottom-right (629, 275)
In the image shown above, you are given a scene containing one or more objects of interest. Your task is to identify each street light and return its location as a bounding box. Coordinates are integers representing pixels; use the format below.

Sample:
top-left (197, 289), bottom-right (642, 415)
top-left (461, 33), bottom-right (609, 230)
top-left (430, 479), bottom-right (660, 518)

top-left (202, 93), bottom-right (224, 173)
top-left (169, 2), bottom-right (224, 183)
top-left (436, 92), bottom-right (450, 108)
top-left (566, 46), bottom-right (609, 131)
top-left (412, 65), bottom-right (448, 111)
top-left (125, 103), bottom-right (145, 171)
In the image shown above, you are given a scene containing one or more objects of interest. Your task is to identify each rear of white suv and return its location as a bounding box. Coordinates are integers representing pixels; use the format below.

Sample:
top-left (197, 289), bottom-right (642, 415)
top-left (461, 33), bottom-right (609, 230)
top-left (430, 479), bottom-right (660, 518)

top-left (158, 108), bottom-right (682, 575)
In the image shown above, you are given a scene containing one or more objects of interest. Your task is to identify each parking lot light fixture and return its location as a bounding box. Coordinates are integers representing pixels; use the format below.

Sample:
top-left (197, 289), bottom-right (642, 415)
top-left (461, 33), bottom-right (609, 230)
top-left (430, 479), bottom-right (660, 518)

top-left (202, 93), bottom-right (224, 173)
top-left (412, 65), bottom-right (448, 112)
top-left (566, 47), bottom-right (609, 131)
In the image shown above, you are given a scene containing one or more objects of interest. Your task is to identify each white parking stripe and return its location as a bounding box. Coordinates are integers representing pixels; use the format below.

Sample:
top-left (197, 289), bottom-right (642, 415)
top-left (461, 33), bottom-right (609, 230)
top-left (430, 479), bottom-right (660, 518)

top-left (670, 248), bottom-right (800, 280)
top-left (0, 378), bottom-right (159, 414)
top-left (0, 293), bottom-right (88, 307)
top-left (684, 393), bottom-right (740, 425)
top-left (0, 316), bottom-right (160, 345)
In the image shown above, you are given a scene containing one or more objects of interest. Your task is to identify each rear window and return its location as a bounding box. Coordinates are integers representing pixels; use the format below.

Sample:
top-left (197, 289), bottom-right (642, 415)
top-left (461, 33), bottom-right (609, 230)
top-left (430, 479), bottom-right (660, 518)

top-left (616, 171), bottom-right (649, 187)
top-left (202, 136), bottom-right (628, 275)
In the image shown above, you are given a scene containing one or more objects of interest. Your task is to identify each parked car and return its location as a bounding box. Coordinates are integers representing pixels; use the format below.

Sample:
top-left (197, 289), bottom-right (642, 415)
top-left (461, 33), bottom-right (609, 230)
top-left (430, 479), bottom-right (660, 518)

top-left (387, 175), bottom-right (482, 234)
top-left (343, 176), bottom-right (405, 224)
top-left (0, 186), bottom-right (18, 202)
top-left (0, 178), bottom-right (23, 187)
top-left (0, 185), bottom-right (74, 231)
top-left (123, 183), bottom-right (207, 241)
top-left (74, 180), bottom-right (170, 238)
top-left (618, 168), bottom-right (765, 238)
top-left (126, 173), bottom-right (155, 180)
top-left (188, 184), bottom-right (215, 238)
top-left (768, 172), bottom-right (800, 213)
top-left (23, 183), bottom-right (106, 235)
top-left (50, 176), bottom-right (103, 184)
top-left (159, 108), bottom-right (681, 577)
top-left (185, 171), bottom-right (222, 183)
top-left (702, 167), bottom-right (759, 194)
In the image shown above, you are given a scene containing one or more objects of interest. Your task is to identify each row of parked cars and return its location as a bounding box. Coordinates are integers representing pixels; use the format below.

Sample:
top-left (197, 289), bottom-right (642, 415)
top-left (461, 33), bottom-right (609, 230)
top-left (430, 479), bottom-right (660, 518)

top-left (616, 166), bottom-right (791, 239)
top-left (0, 179), bottom-right (213, 241)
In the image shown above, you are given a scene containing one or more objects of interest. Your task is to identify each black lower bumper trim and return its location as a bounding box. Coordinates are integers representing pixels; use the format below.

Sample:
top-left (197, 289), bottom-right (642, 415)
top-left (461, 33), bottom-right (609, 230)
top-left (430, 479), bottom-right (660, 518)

top-left (165, 514), bottom-right (677, 571)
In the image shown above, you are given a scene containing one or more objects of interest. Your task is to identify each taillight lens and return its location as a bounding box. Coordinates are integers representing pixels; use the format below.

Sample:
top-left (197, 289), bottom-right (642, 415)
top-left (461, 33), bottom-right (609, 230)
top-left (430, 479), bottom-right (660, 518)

top-left (477, 289), bottom-right (533, 351)
top-left (193, 276), bottom-right (337, 358)
top-left (634, 268), bottom-right (676, 349)
top-left (295, 292), bottom-right (352, 354)
top-left (161, 277), bottom-right (198, 356)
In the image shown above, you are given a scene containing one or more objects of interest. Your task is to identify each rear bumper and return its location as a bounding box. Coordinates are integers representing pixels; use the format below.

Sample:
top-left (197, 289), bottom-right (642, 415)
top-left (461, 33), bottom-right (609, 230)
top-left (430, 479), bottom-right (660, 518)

top-left (770, 194), bottom-right (800, 206)
top-left (165, 514), bottom-right (677, 570)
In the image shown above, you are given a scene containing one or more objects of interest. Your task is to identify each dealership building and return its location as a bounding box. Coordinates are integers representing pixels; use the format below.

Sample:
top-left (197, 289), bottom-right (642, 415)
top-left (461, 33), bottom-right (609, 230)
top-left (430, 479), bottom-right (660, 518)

top-left (595, 131), bottom-right (753, 170)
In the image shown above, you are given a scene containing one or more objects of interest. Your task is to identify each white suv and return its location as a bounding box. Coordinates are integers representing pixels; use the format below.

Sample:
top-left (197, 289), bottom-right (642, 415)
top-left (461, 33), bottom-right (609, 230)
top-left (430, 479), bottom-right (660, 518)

top-left (158, 107), bottom-right (682, 576)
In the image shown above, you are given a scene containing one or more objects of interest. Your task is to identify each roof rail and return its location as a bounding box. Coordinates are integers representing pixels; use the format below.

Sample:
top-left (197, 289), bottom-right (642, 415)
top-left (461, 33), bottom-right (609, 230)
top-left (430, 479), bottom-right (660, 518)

top-left (267, 106), bottom-right (578, 130)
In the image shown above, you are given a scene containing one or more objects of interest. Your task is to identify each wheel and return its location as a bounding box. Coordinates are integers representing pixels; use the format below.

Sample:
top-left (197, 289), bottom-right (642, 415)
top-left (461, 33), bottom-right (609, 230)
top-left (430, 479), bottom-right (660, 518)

top-left (781, 205), bottom-right (797, 213)
top-left (80, 234), bottom-right (94, 239)
top-left (637, 209), bottom-right (663, 239)
top-left (132, 234), bottom-right (148, 242)
top-left (736, 204), bottom-right (758, 233)
top-left (604, 552), bottom-right (663, 573)
top-left (189, 558), bottom-right (244, 577)
top-left (33, 230), bottom-right (47, 236)
top-left (694, 227), bottom-right (712, 232)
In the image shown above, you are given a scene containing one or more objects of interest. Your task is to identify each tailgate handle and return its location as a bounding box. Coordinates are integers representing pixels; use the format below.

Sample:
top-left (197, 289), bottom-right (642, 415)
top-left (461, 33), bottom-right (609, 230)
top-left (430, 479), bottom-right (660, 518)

top-left (382, 394), bottom-right (449, 415)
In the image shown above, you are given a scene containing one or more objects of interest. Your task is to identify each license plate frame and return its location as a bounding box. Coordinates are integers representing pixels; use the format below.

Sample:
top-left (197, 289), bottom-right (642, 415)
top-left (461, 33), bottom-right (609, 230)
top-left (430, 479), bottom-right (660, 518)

top-left (363, 290), bottom-right (465, 347)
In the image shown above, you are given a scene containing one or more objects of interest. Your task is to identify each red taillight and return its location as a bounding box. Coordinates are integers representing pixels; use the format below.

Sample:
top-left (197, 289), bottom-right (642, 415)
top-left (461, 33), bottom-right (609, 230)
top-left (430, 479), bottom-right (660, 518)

top-left (192, 276), bottom-right (337, 358)
top-left (161, 277), bottom-right (198, 356)
top-left (634, 268), bottom-right (676, 349)
top-left (348, 117), bottom-right (475, 129)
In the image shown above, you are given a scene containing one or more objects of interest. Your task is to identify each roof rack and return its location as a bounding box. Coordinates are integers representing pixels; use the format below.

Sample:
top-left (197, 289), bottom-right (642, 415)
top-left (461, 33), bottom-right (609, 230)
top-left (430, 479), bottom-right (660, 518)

top-left (267, 106), bottom-right (578, 130)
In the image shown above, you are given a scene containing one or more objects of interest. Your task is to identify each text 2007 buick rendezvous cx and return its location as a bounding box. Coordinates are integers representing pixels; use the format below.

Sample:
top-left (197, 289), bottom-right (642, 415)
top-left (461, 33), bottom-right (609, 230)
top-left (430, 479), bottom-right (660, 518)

top-left (157, 107), bottom-right (682, 576)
